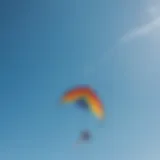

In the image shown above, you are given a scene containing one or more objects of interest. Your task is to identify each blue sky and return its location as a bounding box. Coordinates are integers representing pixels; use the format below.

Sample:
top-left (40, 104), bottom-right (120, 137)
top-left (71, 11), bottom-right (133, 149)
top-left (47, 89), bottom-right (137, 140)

top-left (1, 0), bottom-right (160, 159)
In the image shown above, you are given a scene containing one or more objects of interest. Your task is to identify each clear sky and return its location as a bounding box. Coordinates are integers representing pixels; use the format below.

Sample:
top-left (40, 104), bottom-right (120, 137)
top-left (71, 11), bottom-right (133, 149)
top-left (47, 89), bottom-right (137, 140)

top-left (1, 0), bottom-right (160, 159)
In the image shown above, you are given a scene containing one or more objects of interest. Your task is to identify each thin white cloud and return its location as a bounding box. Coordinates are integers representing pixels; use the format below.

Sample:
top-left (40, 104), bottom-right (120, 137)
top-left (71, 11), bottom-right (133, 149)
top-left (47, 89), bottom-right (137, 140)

top-left (121, 16), bottom-right (160, 42)
top-left (84, 8), bottom-right (160, 77)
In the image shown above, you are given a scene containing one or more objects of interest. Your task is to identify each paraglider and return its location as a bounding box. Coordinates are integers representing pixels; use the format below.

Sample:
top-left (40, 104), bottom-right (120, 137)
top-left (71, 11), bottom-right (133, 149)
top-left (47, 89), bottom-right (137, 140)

top-left (60, 85), bottom-right (105, 145)
top-left (80, 130), bottom-right (91, 141)
top-left (76, 130), bottom-right (92, 144)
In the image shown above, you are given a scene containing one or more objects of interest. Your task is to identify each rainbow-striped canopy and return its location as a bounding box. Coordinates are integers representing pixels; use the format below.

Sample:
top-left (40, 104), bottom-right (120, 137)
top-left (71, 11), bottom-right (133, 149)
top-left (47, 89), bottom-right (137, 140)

top-left (61, 86), bottom-right (105, 120)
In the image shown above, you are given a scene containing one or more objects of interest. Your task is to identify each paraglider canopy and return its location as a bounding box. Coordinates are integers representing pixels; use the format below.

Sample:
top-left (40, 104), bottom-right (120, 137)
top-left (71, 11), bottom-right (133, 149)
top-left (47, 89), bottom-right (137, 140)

top-left (61, 85), bottom-right (105, 120)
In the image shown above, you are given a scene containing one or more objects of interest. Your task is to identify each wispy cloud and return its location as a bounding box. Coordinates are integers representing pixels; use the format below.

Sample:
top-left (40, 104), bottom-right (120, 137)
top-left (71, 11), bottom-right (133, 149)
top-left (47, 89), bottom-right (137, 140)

top-left (121, 16), bottom-right (160, 42)
top-left (84, 8), bottom-right (160, 77)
